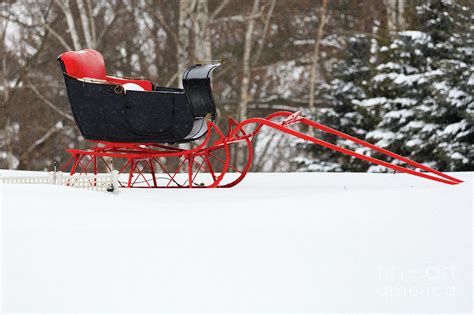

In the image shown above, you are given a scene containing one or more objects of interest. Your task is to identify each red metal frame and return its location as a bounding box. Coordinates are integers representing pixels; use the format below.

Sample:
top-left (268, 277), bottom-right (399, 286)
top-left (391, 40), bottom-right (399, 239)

top-left (62, 111), bottom-right (463, 187)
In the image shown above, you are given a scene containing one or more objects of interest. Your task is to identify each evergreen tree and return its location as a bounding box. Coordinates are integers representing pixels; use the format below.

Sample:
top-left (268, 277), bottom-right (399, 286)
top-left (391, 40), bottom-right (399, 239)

top-left (296, 0), bottom-right (472, 173)
top-left (363, 0), bottom-right (473, 171)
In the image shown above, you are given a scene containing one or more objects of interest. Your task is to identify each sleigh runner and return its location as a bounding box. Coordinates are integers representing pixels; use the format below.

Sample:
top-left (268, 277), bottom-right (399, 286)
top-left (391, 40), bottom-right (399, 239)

top-left (57, 49), bottom-right (462, 188)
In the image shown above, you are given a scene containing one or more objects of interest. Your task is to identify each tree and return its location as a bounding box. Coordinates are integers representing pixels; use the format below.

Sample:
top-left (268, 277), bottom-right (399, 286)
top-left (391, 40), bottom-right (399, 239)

top-left (363, 0), bottom-right (473, 171)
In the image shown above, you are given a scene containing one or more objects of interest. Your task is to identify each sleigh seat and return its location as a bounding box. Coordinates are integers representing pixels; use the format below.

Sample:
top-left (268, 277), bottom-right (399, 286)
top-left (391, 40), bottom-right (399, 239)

top-left (57, 49), bottom-right (220, 143)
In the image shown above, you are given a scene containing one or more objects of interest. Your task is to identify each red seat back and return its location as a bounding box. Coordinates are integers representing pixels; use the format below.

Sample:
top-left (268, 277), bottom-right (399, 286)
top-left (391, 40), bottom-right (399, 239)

top-left (58, 49), bottom-right (153, 91)
top-left (58, 49), bottom-right (106, 81)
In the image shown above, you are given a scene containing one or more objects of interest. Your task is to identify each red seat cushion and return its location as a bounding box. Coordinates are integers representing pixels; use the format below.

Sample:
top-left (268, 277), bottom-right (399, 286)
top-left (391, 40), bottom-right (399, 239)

top-left (59, 49), bottom-right (106, 81)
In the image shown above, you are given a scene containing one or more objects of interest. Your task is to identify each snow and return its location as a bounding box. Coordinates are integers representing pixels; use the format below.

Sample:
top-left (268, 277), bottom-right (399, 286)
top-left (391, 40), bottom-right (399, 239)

top-left (352, 97), bottom-right (416, 111)
top-left (406, 138), bottom-right (423, 147)
top-left (353, 97), bottom-right (388, 107)
top-left (468, 73), bottom-right (474, 86)
top-left (421, 123), bottom-right (439, 133)
top-left (398, 31), bottom-right (431, 44)
top-left (1, 170), bottom-right (472, 313)
top-left (393, 97), bottom-right (417, 106)
top-left (450, 152), bottom-right (465, 160)
top-left (0, 153), bottom-right (19, 170)
top-left (292, 157), bottom-right (342, 172)
top-left (293, 39), bottom-right (315, 45)
top-left (384, 109), bottom-right (415, 120)
top-left (372, 70), bottom-right (444, 86)
top-left (366, 129), bottom-right (397, 141)
top-left (376, 62), bottom-right (402, 71)
top-left (402, 120), bottom-right (425, 131)
top-left (447, 88), bottom-right (469, 107)
top-left (441, 120), bottom-right (468, 135)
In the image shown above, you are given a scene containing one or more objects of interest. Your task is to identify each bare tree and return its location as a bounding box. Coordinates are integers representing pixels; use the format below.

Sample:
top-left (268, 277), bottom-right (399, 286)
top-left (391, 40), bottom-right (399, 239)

top-left (55, 0), bottom-right (82, 50)
top-left (385, 0), bottom-right (405, 32)
top-left (177, 0), bottom-right (196, 87)
top-left (194, 0), bottom-right (212, 61)
top-left (252, 0), bottom-right (277, 66)
top-left (1, 18), bottom-right (15, 169)
top-left (237, 0), bottom-right (260, 122)
top-left (76, 0), bottom-right (95, 48)
top-left (308, 0), bottom-right (328, 112)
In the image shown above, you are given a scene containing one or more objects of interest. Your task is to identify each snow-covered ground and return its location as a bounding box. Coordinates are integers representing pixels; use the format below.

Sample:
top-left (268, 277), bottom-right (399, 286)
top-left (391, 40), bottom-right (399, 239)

top-left (1, 170), bottom-right (472, 313)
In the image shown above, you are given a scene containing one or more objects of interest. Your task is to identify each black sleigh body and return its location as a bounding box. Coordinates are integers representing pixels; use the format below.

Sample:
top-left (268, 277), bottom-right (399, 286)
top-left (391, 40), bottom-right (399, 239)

top-left (58, 49), bottom-right (220, 144)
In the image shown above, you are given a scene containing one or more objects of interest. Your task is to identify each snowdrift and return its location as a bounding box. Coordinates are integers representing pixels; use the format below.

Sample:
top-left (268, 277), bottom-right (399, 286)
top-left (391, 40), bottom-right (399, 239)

top-left (1, 171), bottom-right (472, 312)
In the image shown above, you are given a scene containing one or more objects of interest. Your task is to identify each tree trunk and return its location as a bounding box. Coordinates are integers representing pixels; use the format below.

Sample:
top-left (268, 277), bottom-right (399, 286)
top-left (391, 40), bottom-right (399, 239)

top-left (385, 0), bottom-right (405, 32)
top-left (238, 0), bottom-right (260, 122)
top-left (177, 0), bottom-right (195, 87)
top-left (252, 0), bottom-right (277, 66)
top-left (235, 0), bottom-right (260, 167)
top-left (2, 55), bottom-right (15, 169)
top-left (56, 0), bottom-right (82, 50)
top-left (308, 0), bottom-right (328, 112)
top-left (194, 0), bottom-right (212, 61)
top-left (76, 0), bottom-right (94, 48)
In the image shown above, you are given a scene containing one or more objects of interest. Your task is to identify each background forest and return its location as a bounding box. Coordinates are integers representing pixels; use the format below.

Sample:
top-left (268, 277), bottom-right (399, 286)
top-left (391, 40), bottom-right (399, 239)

top-left (1, 0), bottom-right (473, 172)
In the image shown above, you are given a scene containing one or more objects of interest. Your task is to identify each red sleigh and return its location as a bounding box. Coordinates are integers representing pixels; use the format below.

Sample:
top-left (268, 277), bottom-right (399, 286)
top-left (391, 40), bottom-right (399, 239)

top-left (57, 49), bottom-right (462, 188)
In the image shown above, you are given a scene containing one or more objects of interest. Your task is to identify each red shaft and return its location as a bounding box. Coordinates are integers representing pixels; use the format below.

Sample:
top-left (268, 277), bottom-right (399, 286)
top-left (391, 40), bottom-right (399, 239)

top-left (301, 117), bottom-right (462, 184)
top-left (235, 112), bottom-right (462, 185)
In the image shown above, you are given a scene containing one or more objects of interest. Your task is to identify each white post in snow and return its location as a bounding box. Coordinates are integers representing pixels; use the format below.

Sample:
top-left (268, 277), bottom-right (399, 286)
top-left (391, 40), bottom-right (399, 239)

top-left (110, 170), bottom-right (119, 194)
top-left (56, 171), bottom-right (63, 186)
top-left (48, 171), bottom-right (55, 185)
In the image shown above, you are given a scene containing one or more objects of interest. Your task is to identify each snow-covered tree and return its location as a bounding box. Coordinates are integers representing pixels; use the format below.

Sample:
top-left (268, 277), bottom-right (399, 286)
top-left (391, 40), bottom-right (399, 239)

top-left (363, 0), bottom-right (473, 171)
top-left (296, 0), bottom-right (472, 173)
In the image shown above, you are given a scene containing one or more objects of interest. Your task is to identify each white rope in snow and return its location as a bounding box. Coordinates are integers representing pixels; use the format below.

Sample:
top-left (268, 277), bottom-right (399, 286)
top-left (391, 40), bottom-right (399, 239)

top-left (0, 171), bottom-right (119, 193)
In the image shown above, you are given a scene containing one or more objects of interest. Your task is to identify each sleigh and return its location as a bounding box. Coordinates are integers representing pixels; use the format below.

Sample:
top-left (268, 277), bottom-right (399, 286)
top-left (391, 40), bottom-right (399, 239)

top-left (57, 49), bottom-right (462, 188)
